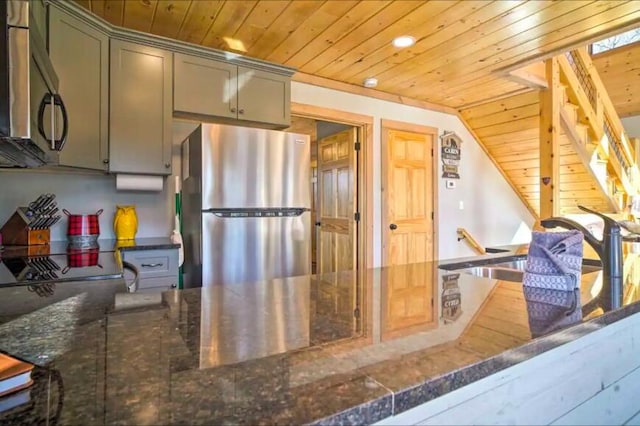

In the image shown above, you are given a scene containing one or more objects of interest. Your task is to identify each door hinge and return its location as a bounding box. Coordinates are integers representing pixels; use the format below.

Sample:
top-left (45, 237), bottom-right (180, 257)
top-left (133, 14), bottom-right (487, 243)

top-left (431, 148), bottom-right (434, 157)
top-left (354, 212), bottom-right (361, 222)
top-left (431, 211), bottom-right (434, 220)
top-left (354, 141), bottom-right (361, 151)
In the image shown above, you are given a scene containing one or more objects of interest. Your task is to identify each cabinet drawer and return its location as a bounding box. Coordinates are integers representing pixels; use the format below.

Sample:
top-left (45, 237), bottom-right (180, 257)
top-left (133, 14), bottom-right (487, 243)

top-left (137, 276), bottom-right (177, 292)
top-left (122, 249), bottom-right (178, 279)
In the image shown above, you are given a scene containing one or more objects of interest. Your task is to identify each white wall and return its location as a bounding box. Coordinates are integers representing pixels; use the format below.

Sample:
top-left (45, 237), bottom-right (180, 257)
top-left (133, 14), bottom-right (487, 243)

top-left (622, 116), bottom-right (640, 139)
top-left (375, 312), bottom-right (640, 425)
top-left (292, 82), bottom-right (535, 263)
top-left (0, 121), bottom-right (198, 241)
top-left (0, 84), bottom-right (534, 262)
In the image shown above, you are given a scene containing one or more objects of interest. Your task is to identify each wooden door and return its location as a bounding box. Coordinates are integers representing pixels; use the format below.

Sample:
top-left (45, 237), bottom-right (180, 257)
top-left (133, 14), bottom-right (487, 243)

top-left (317, 128), bottom-right (357, 276)
top-left (382, 126), bottom-right (435, 265)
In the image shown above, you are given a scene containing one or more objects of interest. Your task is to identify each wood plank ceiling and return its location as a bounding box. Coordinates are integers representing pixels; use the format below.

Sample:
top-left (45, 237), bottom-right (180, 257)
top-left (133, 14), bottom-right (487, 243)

top-left (75, 0), bottom-right (640, 111)
top-left (593, 41), bottom-right (640, 118)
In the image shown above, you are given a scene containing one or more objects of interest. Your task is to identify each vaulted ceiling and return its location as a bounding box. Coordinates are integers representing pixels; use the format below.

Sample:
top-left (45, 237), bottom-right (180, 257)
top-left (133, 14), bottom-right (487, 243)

top-left (74, 0), bottom-right (640, 112)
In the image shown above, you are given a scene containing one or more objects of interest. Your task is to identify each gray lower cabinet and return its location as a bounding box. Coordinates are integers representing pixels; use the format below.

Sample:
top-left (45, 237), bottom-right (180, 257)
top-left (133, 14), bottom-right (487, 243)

top-left (122, 248), bottom-right (179, 292)
top-left (174, 52), bottom-right (291, 129)
top-left (49, 6), bottom-right (109, 170)
top-left (110, 40), bottom-right (173, 175)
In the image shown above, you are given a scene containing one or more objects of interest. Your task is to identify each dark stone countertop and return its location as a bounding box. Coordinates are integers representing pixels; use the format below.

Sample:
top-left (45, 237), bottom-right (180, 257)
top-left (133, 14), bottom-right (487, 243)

top-left (1, 251), bottom-right (640, 425)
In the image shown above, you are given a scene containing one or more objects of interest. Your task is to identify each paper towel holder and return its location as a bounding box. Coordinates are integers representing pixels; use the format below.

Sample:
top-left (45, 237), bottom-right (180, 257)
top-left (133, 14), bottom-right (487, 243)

top-left (115, 174), bottom-right (165, 192)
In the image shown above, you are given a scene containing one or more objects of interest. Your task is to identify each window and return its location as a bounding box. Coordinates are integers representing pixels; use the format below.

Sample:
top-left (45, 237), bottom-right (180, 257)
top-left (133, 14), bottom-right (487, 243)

top-left (591, 28), bottom-right (640, 54)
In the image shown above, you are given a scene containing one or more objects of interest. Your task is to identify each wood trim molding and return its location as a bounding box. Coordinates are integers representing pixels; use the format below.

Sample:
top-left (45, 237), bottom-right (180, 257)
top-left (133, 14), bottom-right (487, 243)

top-left (291, 103), bottom-right (374, 271)
top-left (294, 72), bottom-right (458, 115)
top-left (380, 119), bottom-right (437, 135)
top-left (380, 119), bottom-right (440, 264)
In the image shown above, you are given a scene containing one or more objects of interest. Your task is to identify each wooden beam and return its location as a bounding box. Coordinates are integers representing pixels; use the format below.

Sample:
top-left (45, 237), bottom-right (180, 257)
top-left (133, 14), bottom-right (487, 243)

top-left (539, 57), bottom-right (561, 219)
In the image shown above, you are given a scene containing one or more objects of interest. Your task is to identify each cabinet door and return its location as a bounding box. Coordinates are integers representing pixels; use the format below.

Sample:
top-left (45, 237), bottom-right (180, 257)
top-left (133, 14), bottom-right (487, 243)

top-left (49, 7), bottom-right (108, 170)
top-left (237, 66), bottom-right (290, 127)
top-left (29, 0), bottom-right (47, 47)
top-left (110, 40), bottom-right (172, 175)
top-left (173, 53), bottom-right (237, 120)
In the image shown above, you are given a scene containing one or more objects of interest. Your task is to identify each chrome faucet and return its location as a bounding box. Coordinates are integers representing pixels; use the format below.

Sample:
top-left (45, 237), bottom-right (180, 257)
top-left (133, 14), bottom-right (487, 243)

top-left (540, 205), bottom-right (622, 310)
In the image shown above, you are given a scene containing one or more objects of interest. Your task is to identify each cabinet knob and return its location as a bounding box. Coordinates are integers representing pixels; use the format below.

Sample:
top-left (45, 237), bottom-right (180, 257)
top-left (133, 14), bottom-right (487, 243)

top-left (103, 159), bottom-right (109, 164)
top-left (165, 163), bottom-right (171, 168)
top-left (239, 109), bottom-right (245, 114)
top-left (170, 284), bottom-right (177, 289)
top-left (389, 223), bottom-right (398, 230)
top-left (230, 107), bottom-right (237, 113)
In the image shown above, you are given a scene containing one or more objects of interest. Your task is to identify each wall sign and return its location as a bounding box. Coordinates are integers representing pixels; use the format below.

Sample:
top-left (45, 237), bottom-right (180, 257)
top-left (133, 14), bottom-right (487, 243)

top-left (440, 131), bottom-right (462, 179)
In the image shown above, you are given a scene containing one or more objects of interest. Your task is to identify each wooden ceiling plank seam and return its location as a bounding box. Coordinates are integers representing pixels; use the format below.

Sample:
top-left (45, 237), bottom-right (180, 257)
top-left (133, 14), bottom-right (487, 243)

top-left (323, 0), bottom-right (463, 81)
top-left (413, 1), bottom-right (640, 102)
top-left (233, 1), bottom-right (293, 54)
top-left (150, 0), bottom-right (193, 39)
top-left (101, 0), bottom-right (124, 26)
top-left (493, 3), bottom-right (640, 77)
top-left (456, 112), bottom-right (539, 219)
top-left (175, 1), bottom-right (224, 44)
top-left (460, 91), bottom-right (540, 122)
top-left (372, 0), bottom-right (563, 93)
top-left (301, 1), bottom-right (423, 75)
top-left (90, 1), bottom-right (105, 17)
top-left (172, 0), bottom-right (193, 39)
top-left (389, 0), bottom-right (614, 104)
top-left (467, 103), bottom-right (541, 130)
top-left (422, 0), bottom-right (602, 83)
top-left (247, 1), bottom-right (328, 60)
top-left (474, 116), bottom-right (539, 139)
top-left (265, 1), bottom-right (358, 64)
top-left (197, 1), bottom-right (229, 46)
top-left (201, 1), bottom-right (260, 51)
top-left (343, 0), bottom-right (529, 84)
top-left (482, 129), bottom-right (540, 146)
top-left (349, 0), bottom-right (543, 87)
top-left (148, 0), bottom-right (160, 34)
top-left (284, 1), bottom-right (395, 69)
top-left (122, 0), bottom-right (160, 33)
top-left (457, 87), bottom-right (536, 111)
top-left (435, 76), bottom-right (531, 108)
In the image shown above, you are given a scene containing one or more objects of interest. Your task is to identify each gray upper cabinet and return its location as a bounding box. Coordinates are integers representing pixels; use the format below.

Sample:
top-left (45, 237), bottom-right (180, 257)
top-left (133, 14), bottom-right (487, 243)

top-left (49, 6), bottom-right (109, 170)
top-left (173, 53), bottom-right (290, 129)
top-left (29, 0), bottom-right (47, 47)
top-left (237, 66), bottom-right (290, 127)
top-left (110, 40), bottom-right (172, 175)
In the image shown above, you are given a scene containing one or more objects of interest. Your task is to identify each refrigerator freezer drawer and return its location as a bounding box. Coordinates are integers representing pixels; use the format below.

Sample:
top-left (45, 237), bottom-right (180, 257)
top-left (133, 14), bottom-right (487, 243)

top-left (202, 211), bottom-right (311, 286)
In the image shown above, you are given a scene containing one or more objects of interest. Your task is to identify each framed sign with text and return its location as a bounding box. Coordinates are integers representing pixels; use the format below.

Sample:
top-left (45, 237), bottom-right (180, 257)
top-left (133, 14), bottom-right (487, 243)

top-left (440, 131), bottom-right (462, 179)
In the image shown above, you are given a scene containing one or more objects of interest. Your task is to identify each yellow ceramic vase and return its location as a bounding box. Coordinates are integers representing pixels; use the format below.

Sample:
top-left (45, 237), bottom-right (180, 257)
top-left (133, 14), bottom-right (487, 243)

top-left (114, 205), bottom-right (138, 240)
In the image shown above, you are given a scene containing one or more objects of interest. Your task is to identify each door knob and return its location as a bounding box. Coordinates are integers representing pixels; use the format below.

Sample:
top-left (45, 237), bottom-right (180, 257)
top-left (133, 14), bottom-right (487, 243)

top-left (389, 223), bottom-right (397, 230)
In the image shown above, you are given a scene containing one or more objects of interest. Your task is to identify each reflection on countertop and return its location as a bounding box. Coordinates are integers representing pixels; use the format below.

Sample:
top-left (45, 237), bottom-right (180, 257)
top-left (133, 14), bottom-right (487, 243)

top-left (0, 237), bottom-right (179, 259)
top-left (1, 253), bottom-right (640, 425)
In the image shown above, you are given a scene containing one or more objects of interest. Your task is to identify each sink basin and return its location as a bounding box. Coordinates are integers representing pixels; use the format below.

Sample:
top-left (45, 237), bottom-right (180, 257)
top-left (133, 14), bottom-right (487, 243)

top-left (440, 255), bottom-right (602, 283)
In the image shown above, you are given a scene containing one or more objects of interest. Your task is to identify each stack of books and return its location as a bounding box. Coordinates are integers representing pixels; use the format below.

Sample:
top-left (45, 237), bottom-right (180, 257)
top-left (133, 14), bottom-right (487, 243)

top-left (0, 352), bottom-right (34, 414)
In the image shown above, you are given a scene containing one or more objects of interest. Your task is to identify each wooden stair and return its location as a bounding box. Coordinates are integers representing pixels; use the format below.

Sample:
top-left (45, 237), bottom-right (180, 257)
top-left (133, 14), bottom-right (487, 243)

top-left (460, 47), bottom-right (639, 219)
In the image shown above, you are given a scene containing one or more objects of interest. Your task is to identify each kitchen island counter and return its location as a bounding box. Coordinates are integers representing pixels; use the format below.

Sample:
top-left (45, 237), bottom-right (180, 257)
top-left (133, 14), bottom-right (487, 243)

top-left (1, 252), bottom-right (640, 425)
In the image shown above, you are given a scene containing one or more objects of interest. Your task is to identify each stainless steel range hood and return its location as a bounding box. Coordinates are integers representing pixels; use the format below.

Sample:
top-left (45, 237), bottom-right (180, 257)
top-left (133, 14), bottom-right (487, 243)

top-left (0, 0), bottom-right (67, 168)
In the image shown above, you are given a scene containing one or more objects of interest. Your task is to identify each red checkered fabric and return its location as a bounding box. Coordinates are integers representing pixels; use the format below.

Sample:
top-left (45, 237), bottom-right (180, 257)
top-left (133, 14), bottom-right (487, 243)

top-left (67, 214), bottom-right (100, 236)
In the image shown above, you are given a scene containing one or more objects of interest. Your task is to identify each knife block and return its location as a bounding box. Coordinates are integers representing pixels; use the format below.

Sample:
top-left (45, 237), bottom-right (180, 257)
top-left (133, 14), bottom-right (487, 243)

top-left (0, 208), bottom-right (50, 246)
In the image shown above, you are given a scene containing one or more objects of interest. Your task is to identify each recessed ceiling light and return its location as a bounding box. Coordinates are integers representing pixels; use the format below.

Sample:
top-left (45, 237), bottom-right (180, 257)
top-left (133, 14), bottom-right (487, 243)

top-left (393, 36), bottom-right (415, 48)
top-left (363, 77), bottom-right (378, 88)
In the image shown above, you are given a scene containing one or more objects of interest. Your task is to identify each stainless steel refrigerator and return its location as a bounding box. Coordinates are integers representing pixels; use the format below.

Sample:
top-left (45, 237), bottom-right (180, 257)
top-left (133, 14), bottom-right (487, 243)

top-left (181, 123), bottom-right (311, 288)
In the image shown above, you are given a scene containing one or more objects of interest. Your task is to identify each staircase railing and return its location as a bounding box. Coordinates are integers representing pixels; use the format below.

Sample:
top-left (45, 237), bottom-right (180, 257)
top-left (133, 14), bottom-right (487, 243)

top-left (556, 47), bottom-right (640, 210)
